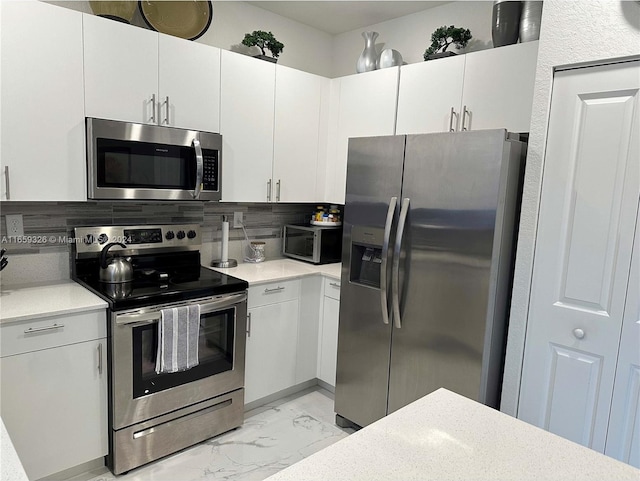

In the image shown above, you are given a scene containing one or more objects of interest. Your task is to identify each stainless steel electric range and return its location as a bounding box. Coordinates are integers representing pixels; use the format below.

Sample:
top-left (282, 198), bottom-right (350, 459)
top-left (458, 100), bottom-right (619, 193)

top-left (73, 224), bottom-right (248, 475)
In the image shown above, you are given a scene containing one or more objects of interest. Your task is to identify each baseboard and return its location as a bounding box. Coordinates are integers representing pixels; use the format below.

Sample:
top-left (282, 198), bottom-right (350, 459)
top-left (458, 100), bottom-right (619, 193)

top-left (244, 379), bottom-right (319, 412)
top-left (317, 379), bottom-right (335, 394)
top-left (42, 457), bottom-right (106, 481)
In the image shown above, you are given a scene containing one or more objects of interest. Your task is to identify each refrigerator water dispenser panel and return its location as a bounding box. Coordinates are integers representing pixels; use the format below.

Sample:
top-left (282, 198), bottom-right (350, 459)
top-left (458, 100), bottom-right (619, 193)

top-left (350, 225), bottom-right (385, 288)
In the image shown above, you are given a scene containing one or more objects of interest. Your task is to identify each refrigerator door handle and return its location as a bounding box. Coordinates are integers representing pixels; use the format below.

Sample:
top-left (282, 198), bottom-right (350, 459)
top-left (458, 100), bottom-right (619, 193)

top-left (380, 196), bottom-right (398, 325)
top-left (392, 197), bottom-right (410, 329)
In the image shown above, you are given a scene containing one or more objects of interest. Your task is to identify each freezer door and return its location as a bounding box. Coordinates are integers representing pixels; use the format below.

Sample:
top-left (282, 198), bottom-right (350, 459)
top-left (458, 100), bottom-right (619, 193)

top-left (387, 130), bottom-right (522, 413)
top-left (334, 135), bottom-right (405, 427)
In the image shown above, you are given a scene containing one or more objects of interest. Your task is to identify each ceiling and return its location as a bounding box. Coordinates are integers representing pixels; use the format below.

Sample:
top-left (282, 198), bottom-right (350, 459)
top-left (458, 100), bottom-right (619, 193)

top-left (245, 1), bottom-right (450, 35)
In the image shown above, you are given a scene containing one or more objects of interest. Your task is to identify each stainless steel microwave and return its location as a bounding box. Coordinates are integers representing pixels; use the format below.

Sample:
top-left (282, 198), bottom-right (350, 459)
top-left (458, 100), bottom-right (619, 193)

top-left (86, 118), bottom-right (221, 201)
top-left (283, 224), bottom-right (342, 265)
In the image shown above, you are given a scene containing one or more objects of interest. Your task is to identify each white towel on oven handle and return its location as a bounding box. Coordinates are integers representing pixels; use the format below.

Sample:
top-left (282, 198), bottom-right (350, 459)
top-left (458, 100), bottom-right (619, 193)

top-left (155, 304), bottom-right (201, 374)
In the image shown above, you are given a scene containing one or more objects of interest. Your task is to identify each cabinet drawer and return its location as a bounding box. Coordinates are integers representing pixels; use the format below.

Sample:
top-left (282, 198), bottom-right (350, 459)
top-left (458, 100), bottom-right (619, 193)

top-left (1, 310), bottom-right (107, 357)
top-left (324, 277), bottom-right (341, 301)
top-left (248, 279), bottom-right (300, 308)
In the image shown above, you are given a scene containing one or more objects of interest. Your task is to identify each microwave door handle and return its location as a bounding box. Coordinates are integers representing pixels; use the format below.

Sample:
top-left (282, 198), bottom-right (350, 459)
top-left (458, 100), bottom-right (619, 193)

top-left (192, 138), bottom-right (204, 199)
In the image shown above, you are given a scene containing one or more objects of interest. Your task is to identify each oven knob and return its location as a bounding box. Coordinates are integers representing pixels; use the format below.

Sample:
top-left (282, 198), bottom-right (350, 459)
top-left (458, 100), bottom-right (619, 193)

top-left (97, 233), bottom-right (108, 244)
top-left (177, 230), bottom-right (186, 240)
top-left (187, 230), bottom-right (196, 239)
top-left (84, 234), bottom-right (95, 244)
top-left (165, 231), bottom-right (175, 240)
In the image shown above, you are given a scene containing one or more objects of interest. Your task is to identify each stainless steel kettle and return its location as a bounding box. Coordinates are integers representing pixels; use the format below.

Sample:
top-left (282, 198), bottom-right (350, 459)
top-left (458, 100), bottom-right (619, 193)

top-left (99, 242), bottom-right (133, 284)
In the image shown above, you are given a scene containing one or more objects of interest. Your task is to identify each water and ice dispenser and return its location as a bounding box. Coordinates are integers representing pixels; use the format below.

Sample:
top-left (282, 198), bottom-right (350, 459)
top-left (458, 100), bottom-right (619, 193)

top-left (349, 225), bottom-right (384, 288)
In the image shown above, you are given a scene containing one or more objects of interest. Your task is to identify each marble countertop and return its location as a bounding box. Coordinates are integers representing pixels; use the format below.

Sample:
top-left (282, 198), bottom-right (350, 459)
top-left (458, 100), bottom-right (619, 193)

top-left (0, 280), bottom-right (108, 324)
top-left (207, 259), bottom-right (341, 285)
top-left (266, 389), bottom-right (640, 481)
top-left (1, 418), bottom-right (28, 481)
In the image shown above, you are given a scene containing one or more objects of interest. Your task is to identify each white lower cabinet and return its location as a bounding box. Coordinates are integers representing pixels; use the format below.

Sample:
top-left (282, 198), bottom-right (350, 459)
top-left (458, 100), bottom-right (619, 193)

top-left (245, 280), bottom-right (300, 404)
top-left (0, 311), bottom-right (108, 480)
top-left (318, 278), bottom-right (341, 387)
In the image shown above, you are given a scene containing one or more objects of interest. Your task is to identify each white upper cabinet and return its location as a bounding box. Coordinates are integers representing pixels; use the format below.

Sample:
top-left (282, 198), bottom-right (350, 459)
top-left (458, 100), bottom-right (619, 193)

top-left (1, 1), bottom-right (86, 201)
top-left (158, 34), bottom-right (220, 132)
top-left (460, 41), bottom-right (538, 132)
top-left (273, 65), bottom-right (329, 203)
top-left (84, 15), bottom-right (221, 132)
top-left (396, 55), bottom-right (466, 135)
top-left (220, 51), bottom-right (275, 202)
top-left (83, 14), bottom-right (158, 125)
top-left (325, 68), bottom-right (400, 204)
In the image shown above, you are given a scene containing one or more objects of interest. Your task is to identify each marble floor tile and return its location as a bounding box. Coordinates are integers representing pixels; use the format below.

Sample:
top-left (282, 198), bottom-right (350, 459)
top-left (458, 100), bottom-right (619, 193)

top-left (73, 389), bottom-right (350, 481)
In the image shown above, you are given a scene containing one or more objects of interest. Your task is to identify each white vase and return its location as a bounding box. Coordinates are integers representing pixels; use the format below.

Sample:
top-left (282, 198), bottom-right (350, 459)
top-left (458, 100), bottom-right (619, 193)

top-left (356, 31), bottom-right (379, 73)
top-left (519, 1), bottom-right (543, 42)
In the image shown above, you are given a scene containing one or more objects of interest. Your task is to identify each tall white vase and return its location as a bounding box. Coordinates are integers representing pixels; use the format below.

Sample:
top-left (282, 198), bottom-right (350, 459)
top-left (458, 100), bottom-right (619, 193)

top-left (356, 31), bottom-right (379, 73)
top-left (519, 1), bottom-right (543, 42)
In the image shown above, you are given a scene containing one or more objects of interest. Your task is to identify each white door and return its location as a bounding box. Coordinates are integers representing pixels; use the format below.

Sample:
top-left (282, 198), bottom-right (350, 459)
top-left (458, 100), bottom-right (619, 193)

top-left (83, 13), bottom-right (158, 124)
top-left (219, 51), bottom-right (275, 202)
top-left (273, 65), bottom-right (328, 203)
top-left (518, 60), bottom-right (640, 453)
top-left (158, 34), bottom-right (220, 132)
top-left (0, 1), bottom-right (86, 201)
top-left (396, 55), bottom-right (466, 135)
top-left (460, 41), bottom-right (538, 132)
top-left (605, 213), bottom-right (640, 467)
top-left (326, 68), bottom-right (400, 204)
top-left (244, 300), bottom-right (299, 404)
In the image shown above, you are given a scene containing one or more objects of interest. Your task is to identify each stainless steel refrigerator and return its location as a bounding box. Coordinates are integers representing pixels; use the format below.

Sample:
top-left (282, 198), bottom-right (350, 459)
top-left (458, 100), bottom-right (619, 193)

top-left (334, 130), bottom-right (526, 428)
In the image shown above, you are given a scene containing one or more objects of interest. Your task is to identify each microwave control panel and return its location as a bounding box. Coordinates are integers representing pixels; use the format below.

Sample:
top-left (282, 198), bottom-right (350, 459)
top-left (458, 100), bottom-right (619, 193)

top-left (202, 151), bottom-right (218, 192)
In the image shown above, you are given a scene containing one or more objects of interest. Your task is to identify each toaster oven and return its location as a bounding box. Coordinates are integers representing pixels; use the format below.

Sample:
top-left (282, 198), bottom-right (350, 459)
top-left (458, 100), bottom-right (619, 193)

top-left (283, 224), bottom-right (342, 265)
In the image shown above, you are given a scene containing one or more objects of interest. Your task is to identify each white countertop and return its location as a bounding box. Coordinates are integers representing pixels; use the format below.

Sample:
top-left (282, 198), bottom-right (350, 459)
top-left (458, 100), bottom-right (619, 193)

top-left (1, 418), bottom-right (28, 481)
top-left (207, 258), bottom-right (341, 285)
top-left (0, 280), bottom-right (107, 324)
top-left (266, 389), bottom-right (640, 481)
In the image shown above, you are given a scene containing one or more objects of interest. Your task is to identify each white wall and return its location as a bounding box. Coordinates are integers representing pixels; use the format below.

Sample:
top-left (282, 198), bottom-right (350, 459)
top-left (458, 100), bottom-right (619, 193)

top-left (331, 1), bottom-right (493, 77)
top-left (46, 1), bottom-right (334, 77)
top-left (501, 0), bottom-right (640, 417)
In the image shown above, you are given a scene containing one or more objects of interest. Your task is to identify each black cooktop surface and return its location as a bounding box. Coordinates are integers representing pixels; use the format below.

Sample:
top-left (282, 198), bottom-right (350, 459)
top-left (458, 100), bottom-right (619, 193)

top-left (74, 252), bottom-right (248, 311)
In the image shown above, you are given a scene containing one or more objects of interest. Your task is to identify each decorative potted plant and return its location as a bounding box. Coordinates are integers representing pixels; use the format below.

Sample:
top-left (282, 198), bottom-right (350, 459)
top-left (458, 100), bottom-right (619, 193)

top-left (242, 30), bottom-right (284, 63)
top-left (423, 25), bottom-right (472, 61)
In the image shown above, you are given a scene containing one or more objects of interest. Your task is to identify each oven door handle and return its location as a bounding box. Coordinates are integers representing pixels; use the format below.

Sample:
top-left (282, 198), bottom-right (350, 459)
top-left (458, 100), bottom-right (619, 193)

top-left (192, 137), bottom-right (204, 199)
top-left (115, 292), bottom-right (247, 325)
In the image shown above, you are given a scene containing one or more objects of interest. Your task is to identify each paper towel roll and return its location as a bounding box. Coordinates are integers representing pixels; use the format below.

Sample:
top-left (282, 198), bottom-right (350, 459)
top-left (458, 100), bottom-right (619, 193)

top-left (221, 220), bottom-right (229, 262)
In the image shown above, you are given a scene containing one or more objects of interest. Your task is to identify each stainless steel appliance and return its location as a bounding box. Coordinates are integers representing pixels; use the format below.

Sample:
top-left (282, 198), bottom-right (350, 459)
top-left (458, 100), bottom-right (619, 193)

top-left (86, 118), bottom-right (222, 201)
top-left (73, 224), bottom-right (248, 474)
top-left (335, 130), bottom-right (526, 428)
top-left (283, 224), bottom-right (342, 265)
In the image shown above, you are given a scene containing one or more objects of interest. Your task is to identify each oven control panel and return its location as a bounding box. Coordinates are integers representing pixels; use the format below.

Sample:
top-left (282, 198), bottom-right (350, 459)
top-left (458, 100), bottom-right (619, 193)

top-left (74, 224), bottom-right (201, 256)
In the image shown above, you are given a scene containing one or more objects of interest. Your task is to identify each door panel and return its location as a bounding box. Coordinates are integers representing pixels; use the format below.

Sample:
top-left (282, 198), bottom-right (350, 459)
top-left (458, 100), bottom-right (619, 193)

top-left (334, 135), bottom-right (405, 427)
top-left (518, 60), bottom-right (640, 453)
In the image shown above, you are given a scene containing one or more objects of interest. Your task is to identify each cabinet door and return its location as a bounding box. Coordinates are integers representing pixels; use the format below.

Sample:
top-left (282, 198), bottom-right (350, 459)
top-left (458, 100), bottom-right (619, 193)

top-left (273, 65), bottom-right (328, 202)
top-left (0, 339), bottom-right (108, 480)
top-left (83, 13), bottom-right (158, 124)
top-left (396, 55), bottom-right (466, 135)
top-left (0, 1), bottom-right (85, 201)
top-left (158, 34), bottom-right (220, 132)
top-left (518, 61), bottom-right (640, 453)
top-left (325, 68), bottom-right (400, 204)
top-left (245, 299), bottom-right (299, 404)
top-left (318, 296), bottom-right (340, 387)
top-left (220, 51), bottom-right (275, 202)
top-left (605, 214), bottom-right (640, 467)
top-left (460, 41), bottom-right (538, 132)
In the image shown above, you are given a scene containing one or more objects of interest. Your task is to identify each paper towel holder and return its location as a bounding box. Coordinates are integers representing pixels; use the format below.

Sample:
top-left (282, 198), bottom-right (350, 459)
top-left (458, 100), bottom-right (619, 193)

top-left (211, 215), bottom-right (238, 268)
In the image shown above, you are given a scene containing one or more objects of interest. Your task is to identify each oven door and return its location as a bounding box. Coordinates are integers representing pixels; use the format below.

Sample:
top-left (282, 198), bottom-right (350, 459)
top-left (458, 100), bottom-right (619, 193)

top-left (111, 292), bottom-right (246, 430)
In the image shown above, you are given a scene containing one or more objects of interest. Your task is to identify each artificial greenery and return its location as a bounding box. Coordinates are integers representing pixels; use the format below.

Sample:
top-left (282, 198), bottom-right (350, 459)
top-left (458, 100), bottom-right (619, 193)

top-left (242, 30), bottom-right (284, 58)
top-left (423, 25), bottom-right (472, 60)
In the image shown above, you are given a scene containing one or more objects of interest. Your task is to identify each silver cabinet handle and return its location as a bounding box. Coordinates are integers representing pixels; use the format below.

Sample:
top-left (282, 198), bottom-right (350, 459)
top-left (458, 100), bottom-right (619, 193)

top-left (267, 179), bottom-right (272, 202)
top-left (392, 198), bottom-right (410, 329)
top-left (247, 312), bottom-right (252, 337)
top-left (380, 196), bottom-right (398, 326)
top-left (24, 323), bottom-right (64, 334)
top-left (150, 93), bottom-right (157, 123)
top-left (449, 107), bottom-right (458, 132)
top-left (97, 342), bottom-right (103, 375)
top-left (573, 328), bottom-right (585, 340)
top-left (276, 179), bottom-right (281, 202)
top-left (461, 105), bottom-right (470, 131)
top-left (163, 96), bottom-right (170, 124)
top-left (264, 286), bottom-right (285, 293)
top-left (329, 282), bottom-right (341, 288)
top-left (192, 138), bottom-right (203, 199)
top-left (4, 166), bottom-right (9, 200)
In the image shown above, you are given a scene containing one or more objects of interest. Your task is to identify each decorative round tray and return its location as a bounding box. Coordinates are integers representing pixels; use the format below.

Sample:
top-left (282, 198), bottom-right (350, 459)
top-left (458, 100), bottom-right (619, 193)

top-left (139, 1), bottom-right (213, 41)
top-left (311, 221), bottom-right (342, 227)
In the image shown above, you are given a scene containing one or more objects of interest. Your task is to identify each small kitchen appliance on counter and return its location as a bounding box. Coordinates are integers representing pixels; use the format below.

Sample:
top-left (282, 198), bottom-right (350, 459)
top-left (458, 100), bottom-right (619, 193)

top-left (283, 224), bottom-right (342, 265)
top-left (73, 223), bottom-right (248, 475)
